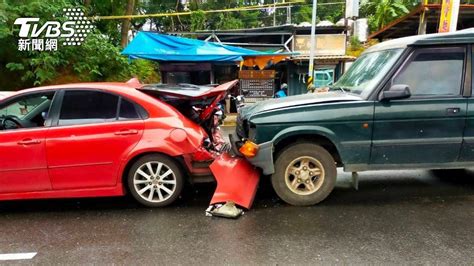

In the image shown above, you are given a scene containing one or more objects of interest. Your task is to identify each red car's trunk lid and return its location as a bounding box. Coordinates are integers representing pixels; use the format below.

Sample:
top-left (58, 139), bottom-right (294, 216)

top-left (138, 80), bottom-right (238, 121)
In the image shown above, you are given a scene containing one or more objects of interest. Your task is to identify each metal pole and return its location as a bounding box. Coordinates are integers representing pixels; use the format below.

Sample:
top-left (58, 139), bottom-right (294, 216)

top-left (450, 0), bottom-right (461, 32)
top-left (308, 0), bottom-right (317, 89)
top-left (287, 5), bottom-right (291, 24)
top-left (417, 0), bottom-right (428, 35)
top-left (273, 0), bottom-right (277, 27)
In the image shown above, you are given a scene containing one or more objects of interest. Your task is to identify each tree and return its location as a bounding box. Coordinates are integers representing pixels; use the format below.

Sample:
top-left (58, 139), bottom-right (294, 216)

top-left (0, 0), bottom-right (159, 90)
top-left (120, 0), bottom-right (135, 47)
top-left (317, 0), bottom-right (344, 23)
top-left (361, 0), bottom-right (410, 31)
top-left (291, 0), bottom-right (345, 25)
top-left (190, 10), bottom-right (206, 31)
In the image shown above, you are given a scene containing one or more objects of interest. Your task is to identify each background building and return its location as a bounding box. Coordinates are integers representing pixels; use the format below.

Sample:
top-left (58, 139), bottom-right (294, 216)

top-left (369, 1), bottom-right (474, 40)
top-left (167, 24), bottom-right (355, 101)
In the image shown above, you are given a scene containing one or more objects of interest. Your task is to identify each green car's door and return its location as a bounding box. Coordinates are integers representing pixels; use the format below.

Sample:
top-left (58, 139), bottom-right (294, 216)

top-left (371, 46), bottom-right (468, 165)
top-left (459, 46), bottom-right (474, 161)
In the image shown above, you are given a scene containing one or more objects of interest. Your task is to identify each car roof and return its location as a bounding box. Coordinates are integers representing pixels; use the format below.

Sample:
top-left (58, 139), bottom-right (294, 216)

top-left (365, 28), bottom-right (474, 54)
top-left (2, 82), bottom-right (147, 102)
top-left (14, 82), bottom-right (140, 95)
top-left (0, 91), bottom-right (14, 99)
top-left (1, 82), bottom-right (181, 119)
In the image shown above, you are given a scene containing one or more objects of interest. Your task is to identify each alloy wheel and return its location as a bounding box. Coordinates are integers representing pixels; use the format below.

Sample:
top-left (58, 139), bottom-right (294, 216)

top-left (284, 156), bottom-right (325, 196)
top-left (133, 161), bottom-right (177, 203)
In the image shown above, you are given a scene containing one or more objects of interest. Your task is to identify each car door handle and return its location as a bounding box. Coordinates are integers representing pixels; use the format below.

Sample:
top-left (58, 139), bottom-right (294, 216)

top-left (114, 129), bottom-right (139, 136)
top-left (18, 139), bottom-right (42, 145)
top-left (446, 107), bottom-right (461, 115)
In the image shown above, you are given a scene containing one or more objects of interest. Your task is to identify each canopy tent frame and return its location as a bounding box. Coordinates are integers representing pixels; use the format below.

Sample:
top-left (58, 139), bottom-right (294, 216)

top-left (122, 31), bottom-right (293, 63)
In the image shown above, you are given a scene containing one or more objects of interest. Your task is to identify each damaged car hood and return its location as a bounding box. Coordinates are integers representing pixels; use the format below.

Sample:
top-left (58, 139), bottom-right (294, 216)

top-left (139, 80), bottom-right (237, 99)
top-left (240, 92), bottom-right (362, 119)
top-left (139, 80), bottom-right (238, 121)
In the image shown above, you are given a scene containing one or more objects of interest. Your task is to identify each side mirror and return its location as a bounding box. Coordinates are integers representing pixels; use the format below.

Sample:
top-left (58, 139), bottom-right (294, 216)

top-left (380, 84), bottom-right (411, 101)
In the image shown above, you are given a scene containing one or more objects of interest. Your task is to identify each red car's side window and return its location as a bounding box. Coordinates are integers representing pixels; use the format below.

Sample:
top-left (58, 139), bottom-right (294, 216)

top-left (56, 90), bottom-right (145, 126)
top-left (0, 91), bottom-right (55, 130)
top-left (58, 91), bottom-right (119, 126)
top-left (118, 98), bottom-right (140, 120)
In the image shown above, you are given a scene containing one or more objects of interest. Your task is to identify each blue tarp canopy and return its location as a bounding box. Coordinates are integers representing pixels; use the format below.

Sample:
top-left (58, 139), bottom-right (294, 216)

top-left (122, 31), bottom-right (287, 62)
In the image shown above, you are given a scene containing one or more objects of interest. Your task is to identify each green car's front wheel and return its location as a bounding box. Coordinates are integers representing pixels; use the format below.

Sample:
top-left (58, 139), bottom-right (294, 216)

top-left (272, 143), bottom-right (337, 206)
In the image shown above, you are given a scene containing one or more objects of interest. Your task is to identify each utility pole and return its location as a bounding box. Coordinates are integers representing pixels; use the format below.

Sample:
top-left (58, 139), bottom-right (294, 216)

top-left (273, 0), bottom-right (277, 27)
top-left (308, 0), bottom-right (317, 89)
top-left (287, 5), bottom-right (291, 24)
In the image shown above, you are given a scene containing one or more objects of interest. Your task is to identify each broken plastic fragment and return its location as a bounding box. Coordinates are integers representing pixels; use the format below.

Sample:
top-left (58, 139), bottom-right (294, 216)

top-left (206, 201), bottom-right (243, 219)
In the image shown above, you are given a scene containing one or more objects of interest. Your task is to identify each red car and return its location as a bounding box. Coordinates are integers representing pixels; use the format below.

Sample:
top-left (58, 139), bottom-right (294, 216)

top-left (0, 79), bottom-right (257, 207)
top-left (0, 91), bottom-right (14, 100)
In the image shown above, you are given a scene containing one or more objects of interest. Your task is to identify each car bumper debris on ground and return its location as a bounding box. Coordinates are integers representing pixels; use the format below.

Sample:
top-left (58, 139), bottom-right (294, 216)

top-left (207, 152), bottom-right (260, 218)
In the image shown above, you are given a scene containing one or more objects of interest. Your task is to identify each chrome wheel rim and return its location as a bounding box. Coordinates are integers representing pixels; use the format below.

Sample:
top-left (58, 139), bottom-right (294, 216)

top-left (284, 156), bottom-right (325, 195)
top-left (133, 161), bottom-right (177, 203)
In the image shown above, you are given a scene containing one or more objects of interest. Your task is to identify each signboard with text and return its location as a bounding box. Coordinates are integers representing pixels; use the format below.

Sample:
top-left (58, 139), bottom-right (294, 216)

top-left (293, 34), bottom-right (346, 56)
top-left (239, 70), bottom-right (275, 102)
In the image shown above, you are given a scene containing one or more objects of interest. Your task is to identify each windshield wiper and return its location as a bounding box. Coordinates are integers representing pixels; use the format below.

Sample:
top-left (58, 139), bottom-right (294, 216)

top-left (328, 86), bottom-right (347, 93)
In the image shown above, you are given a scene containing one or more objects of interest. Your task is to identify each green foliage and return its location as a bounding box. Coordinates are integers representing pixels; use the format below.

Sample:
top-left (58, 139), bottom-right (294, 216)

top-left (0, 0), bottom-right (160, 90)
top-left (361, 0), bottom-right (410, 31)
top-left (190, 10), bottom-right (206, 31)
top-left (214, 13), bottom-right (245, 30)
top-left (349, 36), bottom-right (363, 50)
top-left (292, 5), bottom-right (312, 24)
top-left (291, 0), bottom-right (345, 24)
top-left (5, 32), bottom-right (160, 86)
top-left (317, 0), bottom-right (344, 23)
top-left (347, 36), bottom-right (365, 57)
top-left (85, 0), bottom-right (129, 46)
top-left (64, 33), bottom-right (159, 83)
top-left (128, 59), bottom-right (161, 84)
top-left (240, 11), bottom-right (260, 28)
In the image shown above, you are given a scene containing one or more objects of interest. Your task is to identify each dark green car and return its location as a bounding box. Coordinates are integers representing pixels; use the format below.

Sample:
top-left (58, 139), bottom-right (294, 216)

top-left (233, 29), bottom-right (474, 206)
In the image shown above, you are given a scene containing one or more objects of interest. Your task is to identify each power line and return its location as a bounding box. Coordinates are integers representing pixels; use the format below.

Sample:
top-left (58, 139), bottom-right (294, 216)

top-left (92, 1), bottom-right (345, 20)
top-left (93, 1), bottom-right (303, 20)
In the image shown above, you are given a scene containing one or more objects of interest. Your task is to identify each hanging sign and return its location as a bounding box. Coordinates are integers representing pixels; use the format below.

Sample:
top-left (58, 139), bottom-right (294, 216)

top-left (438, 0), bottom-right (461, 33)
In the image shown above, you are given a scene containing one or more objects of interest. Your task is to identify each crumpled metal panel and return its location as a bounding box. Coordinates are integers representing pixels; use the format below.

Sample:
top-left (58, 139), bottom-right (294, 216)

top-left (209, 153), bottom-right (260, 209)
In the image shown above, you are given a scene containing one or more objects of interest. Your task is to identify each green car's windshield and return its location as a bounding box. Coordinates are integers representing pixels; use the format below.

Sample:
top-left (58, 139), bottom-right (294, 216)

top-left (330, 48), bottom-right (403, 97)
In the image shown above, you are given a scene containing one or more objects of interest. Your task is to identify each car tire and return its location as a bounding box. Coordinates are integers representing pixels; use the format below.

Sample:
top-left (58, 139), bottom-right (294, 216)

top-left (128, 154), bottom-right (184, 207)
top-left (272, 143), bottom-right (336, 206)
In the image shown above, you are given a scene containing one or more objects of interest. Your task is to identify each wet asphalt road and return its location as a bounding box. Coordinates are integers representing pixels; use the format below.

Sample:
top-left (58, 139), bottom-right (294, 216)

top-left (1, 169), bottom-right (474, 264)
top-left (1, 129), bottom-right (474, 264)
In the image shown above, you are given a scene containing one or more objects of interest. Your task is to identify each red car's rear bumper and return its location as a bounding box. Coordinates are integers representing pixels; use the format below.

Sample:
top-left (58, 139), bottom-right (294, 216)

top-left (209, 152), bottom-right (260, 209)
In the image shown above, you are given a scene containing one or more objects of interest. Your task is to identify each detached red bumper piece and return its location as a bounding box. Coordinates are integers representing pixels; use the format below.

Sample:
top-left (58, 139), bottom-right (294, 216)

top-left (209, 153), bottom-right (260, 209)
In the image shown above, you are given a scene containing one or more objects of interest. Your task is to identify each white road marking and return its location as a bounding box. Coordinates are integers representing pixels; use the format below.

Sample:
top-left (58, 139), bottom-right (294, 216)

top-left (0, 252), bottom-right (37, 261)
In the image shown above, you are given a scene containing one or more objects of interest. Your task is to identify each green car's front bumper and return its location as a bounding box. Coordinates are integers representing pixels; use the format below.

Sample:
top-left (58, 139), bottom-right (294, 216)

top-left (229, 132), bottom-right (275, 175)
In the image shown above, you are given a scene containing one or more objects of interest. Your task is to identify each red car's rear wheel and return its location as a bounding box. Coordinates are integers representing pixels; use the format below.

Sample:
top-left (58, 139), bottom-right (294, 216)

top-left (128, 154), bottom-right (184, 207)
